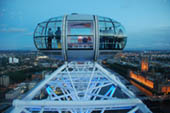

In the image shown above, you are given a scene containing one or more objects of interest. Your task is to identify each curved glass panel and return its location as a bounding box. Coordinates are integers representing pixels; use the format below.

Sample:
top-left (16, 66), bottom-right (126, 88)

top-left (99, 20), bottom-right (115, 50)
top-left (114, 22), bottom-right (127, 50)
top-left (99, 22), bottom-right (115, 35)
top-left (46, 21), bottom-right (62, 49)
top-left (34, 23), bottom-right (47, 49)
top-left (34, 17), bottom-right (63, 50)
top-left (98, 16), bottom-right (112, 22)
top-left (99, 18), bottom-right (127, 50)
top-left (34, 23), bottom-right (46, 37)
top-left (114, 22), bottom-right (126, 35)
top-left (49, 16), bottom-right (63, 22)
top-left (34, 37), bottom-right (46, 49)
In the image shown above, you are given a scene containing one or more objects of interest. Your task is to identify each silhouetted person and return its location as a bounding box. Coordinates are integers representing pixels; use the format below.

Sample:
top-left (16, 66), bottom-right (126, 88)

top-left (100, 37), bottom-right (104, 49)
top-left (108, 27), bottom-right (114, 34)
top-left (55, 27), bottom-right (61, 48)
top-left (87, 36), bottom-right (91, 42)
top-left (108, 36), bottom-right (113, 49)
top-left (48, 28), bottom-right (53, 49)
top-left (78, 37), bottom-right (82, 43)
top-left (83, 37), bottom-right (88, 43)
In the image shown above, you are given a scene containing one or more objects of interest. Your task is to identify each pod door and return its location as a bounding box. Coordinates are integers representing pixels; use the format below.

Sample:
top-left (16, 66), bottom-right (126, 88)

top-left (66, 20), bottom-right (95, 61)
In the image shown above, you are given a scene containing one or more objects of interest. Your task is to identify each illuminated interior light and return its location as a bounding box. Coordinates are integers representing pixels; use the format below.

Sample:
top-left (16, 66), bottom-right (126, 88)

top-left (110, 86), bottom-right (116, 97)
top-left (46, 87), bottom-right (51, 95)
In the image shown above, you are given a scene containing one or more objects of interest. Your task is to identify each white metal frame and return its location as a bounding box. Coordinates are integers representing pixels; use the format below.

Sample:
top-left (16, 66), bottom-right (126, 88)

top-left (11, 62), bottom-right (151, 113)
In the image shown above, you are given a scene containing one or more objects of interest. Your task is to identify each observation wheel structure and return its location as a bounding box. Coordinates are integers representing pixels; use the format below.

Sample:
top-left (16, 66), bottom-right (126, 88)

top-left (11, 14), bottom-right (151, 113)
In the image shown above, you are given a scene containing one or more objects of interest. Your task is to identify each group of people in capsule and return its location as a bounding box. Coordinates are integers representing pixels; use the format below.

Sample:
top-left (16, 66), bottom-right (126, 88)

top-left (47, 26), bottom-right (124, 50)
top-left (47, 27), bottom-right (61, 49)
top-left (47, 27), bottom-right (93, 49)
top-left (68, 36), bottom-right (92, 49)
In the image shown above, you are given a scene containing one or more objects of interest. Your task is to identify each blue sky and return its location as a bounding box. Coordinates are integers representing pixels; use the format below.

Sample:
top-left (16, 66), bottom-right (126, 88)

top-left (0, 0), bottom-right (170, 50)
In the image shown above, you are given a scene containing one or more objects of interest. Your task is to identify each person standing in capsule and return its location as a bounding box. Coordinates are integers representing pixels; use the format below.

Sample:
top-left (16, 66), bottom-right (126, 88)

top-left (55, 27), bottom-right (61, 48)
top-left (47, 28), bottom-right (53, 49)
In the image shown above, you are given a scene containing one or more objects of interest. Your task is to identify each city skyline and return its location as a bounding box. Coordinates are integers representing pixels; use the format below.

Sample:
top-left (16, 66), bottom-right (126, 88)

top-left (0, 0), bottom-right (170, 50)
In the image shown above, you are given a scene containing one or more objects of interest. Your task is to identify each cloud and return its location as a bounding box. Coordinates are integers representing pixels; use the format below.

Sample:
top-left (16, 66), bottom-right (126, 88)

top-left (0, 24), bottom-right (7, 27)
top-left (24, 32), bottom-right (33, 36)
top-left (146, 25), bottom-right (170, 36)
top-left (157, 25), bottom-right (170, 31)
top-left (127, 25), bottom-right (170, 36)
top-left (0, 27), bottom-right (27, 33)
top-left (162, 0), bottom-right (168, 3)
top-left (2, 8), bottom-right (7, 12)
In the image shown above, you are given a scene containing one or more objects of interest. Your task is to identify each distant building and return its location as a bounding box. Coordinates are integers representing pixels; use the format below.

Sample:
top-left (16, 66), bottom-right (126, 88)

top-left (5, 87), bottom-right (21, 100)
top-left (51, 63), bottom-right (58, 68)
top-left (9, 57), bottom-right (13, 64)
top-left (141, 58), bottom-right (148, 72)
top-left (9, 57), bottom-right (19, 64)
top-left (41, 63), bottom-right (50, 67)
top-left (13, 57), bottom-right (19, 63)
top-left (129, 57), bottom-right (170, 97)
top-left (32, 72), bottom-right (42, 80)
top-left (42, 71), bottom-right (47, 79)
top-left (28, 81), bottom-right (37, 90)
top-left (17, 82), bottom-right (27, 89)
top-left (36, 56), bottom-right (48, 60)
top-left (0, 75), bottom-right (10, 87)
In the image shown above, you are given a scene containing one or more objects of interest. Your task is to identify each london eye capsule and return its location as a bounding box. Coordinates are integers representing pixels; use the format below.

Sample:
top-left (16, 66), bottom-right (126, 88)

top-left (33, 13), bottom-right (127, 61)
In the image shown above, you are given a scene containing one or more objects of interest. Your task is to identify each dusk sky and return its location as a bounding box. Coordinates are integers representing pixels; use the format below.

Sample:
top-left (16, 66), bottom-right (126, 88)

top-left (0, 0), bottom-right (170, 50)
